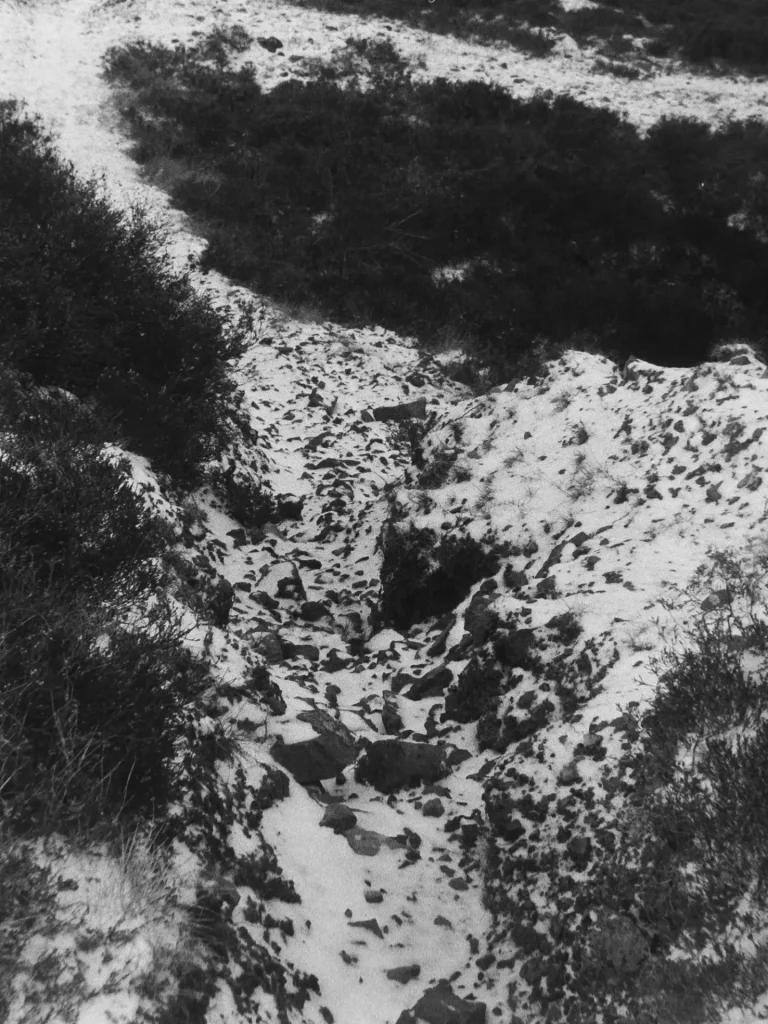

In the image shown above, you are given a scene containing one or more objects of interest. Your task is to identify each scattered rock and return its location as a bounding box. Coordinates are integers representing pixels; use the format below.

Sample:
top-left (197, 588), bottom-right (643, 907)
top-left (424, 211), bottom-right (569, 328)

top-left (461, 821), bottom-right (480, 845)
top-left (590, 912), bottom-right (649, 975)
top-left (257, 35), bottom-right (284, 51)
top-left (290, 643), bottom-right (321, 663)
top-left (396, 979), bottom-right (487, 1023)
top-left (320, 804), bottom-right (358, 833)
top-left (207, 577), bottom-right (235, 627)
top-left (345, 827), bottom-right (403, 856)
top-left (493, 622), bottom-right (536, 671)
top-left (422, 798), bottom-right (445, 818)
top-left (426, 614), bottom-right (456, 657)
top-left (226, 527), bottom-right (248, 546)
top-left (271, 710), bottom-right (356, 783)
top-left (554, 33), bottom-right (580, 58)
top-left (246, 664), bottom-right (286, 716)
top-left (387, 964), bottom-right (421, 984)
top-left (484, 790), bottom-right (526, 843)
top-left (402, 665), bottom-right (454, 701)
top-left (567, 835), bottom-right (592, 865)
top-left (300, 600), bottom-right (331, 622)
top-left (253, 630), bottom-right (283, 664)
top-left (356, 740), bottom-right (448, 793)
top-left (701, 589), bottom-right (731, 611)
top-left (322, 649), bottom-right (351, 673)
top-left (276, 494), bottom-right (304, 520)
top-left (364, 889), bottom-right (385, 904)
top-left (464, 594), bottom-right (499, 645)
top-left (536, 576), bottom-right (558, 598)
top-left (260, 561), bottom-right (306, 602)
top-left (372, 398), bottom-right (428, 422)
top-left (325, 684), bottom-right (341, 706)
top-left (349, 918), bottom-right (384, 939)
top-left (502, 567), bottom-right (528, 591)
top-left (392, 670), bottom-right (421, 694)
top-left (444, 745), bottom-right (472, 768)
top-left (381, 699), bottom-right (404, 735)
top-left (448, 878), bottom-right (469, 891)
top-left (444, 658), bottom-right (503, 723)
top-left (558, 760), bottom-right (581, 786)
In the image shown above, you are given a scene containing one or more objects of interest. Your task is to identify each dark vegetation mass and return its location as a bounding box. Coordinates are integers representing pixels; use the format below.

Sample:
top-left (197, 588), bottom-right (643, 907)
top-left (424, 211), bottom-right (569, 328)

top-left (0, 100), bottom-right (249, 485)
top-left (104, 30), bottom-right (768, 384)
top-left (0, 101), bottom-right (255, 834)
top-left (282, 0), bottom-right (768, 76)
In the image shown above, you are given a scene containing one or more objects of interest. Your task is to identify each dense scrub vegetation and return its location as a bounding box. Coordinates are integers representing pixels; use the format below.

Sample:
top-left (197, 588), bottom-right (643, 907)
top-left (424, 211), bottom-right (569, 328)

top-left (0, 100), bottom-right (251, 485)
top-left (104, 31), bottom-right (768, 384)
top-left (0, 103), bottom-right (259, 835)
top-left (0, 368), bottom-right (215, 832)
top-left (535, 549), bottom-right (768, 1022)
top-left (283, 0), bottom-right (768, 76)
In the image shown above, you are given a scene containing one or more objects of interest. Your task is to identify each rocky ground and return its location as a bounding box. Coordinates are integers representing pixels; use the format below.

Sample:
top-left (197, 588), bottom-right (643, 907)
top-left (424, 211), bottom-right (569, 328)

top-left (4, 1), bottom-right (768, 1022)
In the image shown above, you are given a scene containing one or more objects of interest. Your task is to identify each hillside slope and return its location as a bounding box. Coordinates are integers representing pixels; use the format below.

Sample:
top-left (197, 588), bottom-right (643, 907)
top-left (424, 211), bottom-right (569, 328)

top-left (3, 1), bottom-right (768, 1023)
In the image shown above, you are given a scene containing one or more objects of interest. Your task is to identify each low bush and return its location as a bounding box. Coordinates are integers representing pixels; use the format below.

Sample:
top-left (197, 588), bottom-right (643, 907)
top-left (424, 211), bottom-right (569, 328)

top-left (557, 546), bottom-right (768, 1020)
top-left (0, 543), bottom-right (213, 830)
top-left (0, 375), bottom-right (171, 587)
top-left (283, 0), bottom-right (768, 76)
top-left (0, 100), bottom-right (249, 485)
top-left (104, 31), bottom-right (768, 385)
top-left (0, 315), bottom-right (221, 837)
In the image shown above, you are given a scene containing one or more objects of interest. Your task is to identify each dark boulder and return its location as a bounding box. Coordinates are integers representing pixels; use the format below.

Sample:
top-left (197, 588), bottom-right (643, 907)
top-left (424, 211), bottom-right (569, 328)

top-left (387, 964), bottom-right (421, 984)
top-left (422, 798), bottom-right (445, 818)
top-left (207, 577), bottom-right (234, 627)
top-left (246, 664), bottom-right (286, 716)
top-left (290, 643), bottom-right (321, 663)
top-left (381, 700), bottom-right (404, 736)
top-left (370, 397), bottom-right (428, 423)
top-left (426, 614), bottom-right (456, 657)
top-left (394, 665), bottom-right (453, 701)
top-left (271, 710), bottom-right (356, 783)
top-left (276, 494), bottom-right (304, 520)
top-left (502, 566), bottom-right (528, 591)
top-left (259, 561), bottom-right (306, 602)
top-left (257, 35), bottom-right (283, 52)
top-left (494, 627), bottom-right (536, 669)
top-left (463, 594), bottom-right (499, 645)
top-left (321, 649), bottom-right (351, 673)
top-left (444, 658), bottom-right (502, 723)
top-left (253, 630), bottom-right (283, 664)
top-left (320, 803), bottom-right (358, 833)
top-left (300, 600), bottom-right (330, 622)
top-left (356, 740), bottom-right (448, 793)
top-left (396, 979), bottom-right (487, 1024)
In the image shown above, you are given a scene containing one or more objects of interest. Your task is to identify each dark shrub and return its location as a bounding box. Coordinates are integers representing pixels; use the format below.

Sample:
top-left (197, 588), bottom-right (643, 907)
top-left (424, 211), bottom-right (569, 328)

top-left (0, 376), bottom-right (171, 586)
top-left (276, 0), bottom-right (768, 76)
top-left (380, 524), bottom-right (499, 629)
top-left (0, 545), bottom-right (212, 829)
top-left (0, 100), bottom-right (248, 484)
top-left (104, 33), bottom-right (768, 383)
